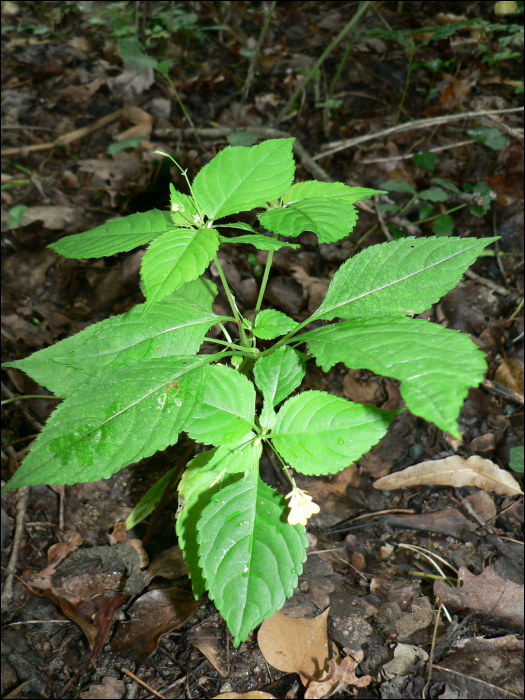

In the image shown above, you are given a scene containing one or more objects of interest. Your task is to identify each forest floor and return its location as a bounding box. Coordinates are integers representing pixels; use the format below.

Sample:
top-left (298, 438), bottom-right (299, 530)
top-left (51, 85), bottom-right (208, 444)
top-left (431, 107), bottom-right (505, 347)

top-left (1, 2), bottom-right (524, 699)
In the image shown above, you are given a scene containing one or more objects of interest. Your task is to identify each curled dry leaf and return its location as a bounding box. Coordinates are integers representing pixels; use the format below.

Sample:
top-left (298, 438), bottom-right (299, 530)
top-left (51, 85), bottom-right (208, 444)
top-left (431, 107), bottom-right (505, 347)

top-left (304, 653), bottom-right (371, 699)
top-left (373, 455), bottom-right (523, 496)
top-left (494, 359), bottom-right (524, 397)
top-left (257, 608), bottom-right (330, 681)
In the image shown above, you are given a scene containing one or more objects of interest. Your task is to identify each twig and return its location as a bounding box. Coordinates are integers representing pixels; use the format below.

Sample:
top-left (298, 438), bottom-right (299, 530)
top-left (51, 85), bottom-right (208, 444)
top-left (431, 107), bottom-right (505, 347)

top-left (359, 139), bottom-right (476, 164)
top-left (374, 199), bottom-right (393, 242)
top-left (1, 486), bottom-right (30, 611)
top-left (313, 107), bottom-right (524, 160)
top-left (483, 379), bottom-right (524, 405)
top-left (273, 1), bottom-right (372, 127)
top-left (422, 599), bottom-right (443, 699)
top-left (234, 1), bottom-right (277, 130)
top-left (122, 669), bottom-right (166, 699)
top-left (1, 394), bottom-right (62, 406)
top-left (464, 269), bottom-right (509, 296)
top-left (397, 543), bottom-right (458, 575)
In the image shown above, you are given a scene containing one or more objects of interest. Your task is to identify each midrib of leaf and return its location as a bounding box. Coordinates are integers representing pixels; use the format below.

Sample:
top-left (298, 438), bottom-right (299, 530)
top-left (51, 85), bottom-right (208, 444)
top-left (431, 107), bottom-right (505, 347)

top-left (209, 149), bottom-right (284, 218)
top-left (71, 316), bottom-right (227, 362)
top-left (40, 357), bottom-right (212, 460)
top-left (317, 244), bottom-right (482, 319)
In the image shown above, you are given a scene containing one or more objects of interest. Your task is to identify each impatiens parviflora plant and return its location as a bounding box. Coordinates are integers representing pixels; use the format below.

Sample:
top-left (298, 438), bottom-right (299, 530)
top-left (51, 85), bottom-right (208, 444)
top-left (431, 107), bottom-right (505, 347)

top-left (2, 138), bottom-right (496, 646)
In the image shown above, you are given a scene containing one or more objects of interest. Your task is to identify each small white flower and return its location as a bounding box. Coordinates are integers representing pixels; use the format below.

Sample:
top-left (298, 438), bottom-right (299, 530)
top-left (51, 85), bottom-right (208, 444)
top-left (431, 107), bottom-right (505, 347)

top-left (285, 487), bottom-right (320, 527)
top-left (172, 204), bottom-right (180, 212)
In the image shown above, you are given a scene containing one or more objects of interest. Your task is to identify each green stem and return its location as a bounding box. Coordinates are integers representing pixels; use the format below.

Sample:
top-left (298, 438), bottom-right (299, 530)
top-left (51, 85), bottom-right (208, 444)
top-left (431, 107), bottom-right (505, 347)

top-left (234, 1), bottom-right (277, 130)
top-left (203, 337), bottom-right (258, 356)
top-left (259, 315), bottom-right (315, 358)
top-left (213, 255), bottom-right (248, 347)
top-left (328, 20), bottom-right (358, 101)
top-left (252, 248), bottom-right (275, 326)
top-left (395, 60), bottom-right (414, 127)
top-left (1, 395), bottom-right (62, 406)
top-left (416, 203), bottom-right (467, 225)
top-left (162, 72), bottom-right (205, 153)
top-left (273, 0), bottom-right (372, 127)
top-left (267, 442), bottom-right (295, 488)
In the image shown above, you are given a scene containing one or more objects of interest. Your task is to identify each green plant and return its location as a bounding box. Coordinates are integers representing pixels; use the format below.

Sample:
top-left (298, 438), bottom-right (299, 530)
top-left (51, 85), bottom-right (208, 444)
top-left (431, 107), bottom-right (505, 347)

top-left (2, 139), bottom-right (497, 645)
top-left (509, 446), bottom-right (524, 473)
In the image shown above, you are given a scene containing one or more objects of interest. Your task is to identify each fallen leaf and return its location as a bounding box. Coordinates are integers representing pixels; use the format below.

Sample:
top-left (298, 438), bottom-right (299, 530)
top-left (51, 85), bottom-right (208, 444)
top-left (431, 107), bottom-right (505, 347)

top-left (111, 587), bottom-right (201, 659)
top-left (143, 545), bottom-right (188, 585)
top-left (189, 625), bottom-right (229, 677)
top-left (494, 359), bottom-right (524, 396)
top-left (379, 643), bottom-right (428, 681)
top-left (343, 370), bottom-right (381, 405)
top-left (373, 455), bottom-right (523, 496)
top-left (258, 608), bottom-right (330, 681)
top-left (304, 653), bottom-right (371, 699)
top-left (79, 676), bottom-right (126, 699)
top-left (435, 566), bottom-right (524, 631)
top-left (114, 105), bottom-right (153, 141)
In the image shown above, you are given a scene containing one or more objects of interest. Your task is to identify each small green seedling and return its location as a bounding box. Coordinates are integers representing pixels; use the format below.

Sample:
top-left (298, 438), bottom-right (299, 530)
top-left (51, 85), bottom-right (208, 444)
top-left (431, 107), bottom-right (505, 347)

top-left (3, 139), bottom-right (497, 645)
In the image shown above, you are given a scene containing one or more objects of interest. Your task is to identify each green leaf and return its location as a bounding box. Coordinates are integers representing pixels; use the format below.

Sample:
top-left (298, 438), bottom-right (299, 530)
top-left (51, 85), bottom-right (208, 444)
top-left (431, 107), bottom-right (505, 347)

top-left (509, 446), bottom-right (524, 473)
top-left (227, 133), bottom-right (259, 147)
top-left (464, 182), bottom-right (496, 217)
top-left (271, 391), bottom-right (398, 476)
top-left (126, 466), bottom-right (176, 530)
top-left (197, 469), bottom-right (308, 646)
top-left (419, 204), bottom-right (434, 220)
top-left (141, 228), bottom-right (219, 310)
top-left (48, 210), bottom-right (174, 259)
top-left (413, 151), bottom-right (437, 171)
top-left (302, 318), bottom-right (486, 437)
top-left (192, 139), bottom-right (295, 220)
top-left (217, 222), bottom-right (260, 233)
top-left (468, 126), bottom-right (507, 152)
top-left (2, 357), bottom-right (209, 492)
top-left (219, 234), bottom-right (300, 251)
top-left (282, 182), bottom-right (385, 204)
top-left (315, 236), bottom-right (498, 322)
top-left (177, 438), bottom-right (262, 598)
top-left (431, 178), bottom-right (461, 194)
top-left (3, 279), bottom-right (222, 396)
top-left (107, 137), bottom-right (145, 155)
top-left (254, 346), bottom-right (305, 407)
top-left (186, 364), bottom-right (256, 446)
top-left (169, 184), bottom-right (199, 227)
top-left (381, 180), bottom-right (417, 195)
top-left (252, 309), bottom-right (299, 340)
top-left (259, 199), bottom-right (358, 244)
top-left (433, 214), bottom-right (454, 237)
top-left (419, 188), bottom-right (448, 202)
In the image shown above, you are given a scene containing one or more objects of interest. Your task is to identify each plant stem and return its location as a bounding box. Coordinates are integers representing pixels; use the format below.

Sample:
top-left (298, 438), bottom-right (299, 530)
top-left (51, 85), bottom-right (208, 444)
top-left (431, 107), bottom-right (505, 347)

top-left (252, 249), bottom-right (275, 325)
top-left (203, 337), bottom-right (258, 356)
top-left (234, 1), bottom-right (277, 130)
top-left (328, 21), bottom-right (358, 101)
top-left (416, 203), bottom-right (467, 225)
top-left (273, 0), bottom-right (372, 127)
top-left (213, 255), bottom-right (249, 347)
top-left (259, 316), bottom-right (314, 358)
top-left (1, 395), bottom-right (62, 406)
top-left (162, 72), bottom-right (205, 153)
top-left (395, 57), bottom-right (414, 127)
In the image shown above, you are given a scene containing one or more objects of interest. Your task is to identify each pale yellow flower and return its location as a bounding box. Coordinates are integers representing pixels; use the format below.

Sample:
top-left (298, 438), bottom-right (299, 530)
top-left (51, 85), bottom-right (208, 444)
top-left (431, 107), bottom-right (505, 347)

top-left (285, 487), bottom-right (320, 527)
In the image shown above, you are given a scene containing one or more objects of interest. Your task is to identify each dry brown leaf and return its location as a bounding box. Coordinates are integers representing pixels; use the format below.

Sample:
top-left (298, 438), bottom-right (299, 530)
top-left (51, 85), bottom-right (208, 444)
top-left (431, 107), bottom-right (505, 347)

top-left (373, 455), bottom-right (522, 496)
top-left (212, 693), bottom-right (275, 699)
top-left (115, 105), bottom-right (153, 141)
top-left (258, 608), bottom-right (330, 681)
top-left (304, 654), bottom-right (371, 699)
top-left (189, 626), bottom-right (229, 677)
top-left (494, 359), bottom-right (524, 396)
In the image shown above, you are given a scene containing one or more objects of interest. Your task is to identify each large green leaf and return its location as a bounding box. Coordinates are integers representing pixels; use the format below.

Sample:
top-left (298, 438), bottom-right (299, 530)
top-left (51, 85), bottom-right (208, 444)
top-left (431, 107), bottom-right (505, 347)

top-left (48, 210), bottom-right (174, 259)
top-left (302, 318), bottom-right (486, 437)
top-left (197, 469), bottom-right (308, 646)
top-left (141, 228), bottom-right (219, 310)
top-left (283, 181), bottom-right (384, 204)
top-left (219, 234), bottom-right (300, 251)
top-left (254, 346), bottom-right (305, 407)
top-left (2, 357), bottom-right (209, 492)
top-left (271, 391), bottom-right (398, 476)
top-left (4, 279), bottom-right (223, 396)
top-left (186, 364), bottom-right (256, 446)
top-left (316, 236), bottom-right (498, 321)
top-left (252, 309), bottom-right (299, 340)
top-left (192, 139), bottom-right (295, 220)
top-left (259, 199), bottom-right (358, 244)
top-left (176, 438), bottom-right (262, 598)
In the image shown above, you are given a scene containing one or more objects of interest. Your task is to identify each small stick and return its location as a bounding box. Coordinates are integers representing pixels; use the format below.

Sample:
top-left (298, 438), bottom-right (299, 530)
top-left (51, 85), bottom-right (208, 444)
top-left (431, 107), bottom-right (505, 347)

top-left (422, 599), bottom-right (443, 699)
top-left (122, 668), bottom-right (166, 699)
top-left (313, 107), bottom-right (524, 160)
top-left (1, 486), bottom-right (30, 611)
